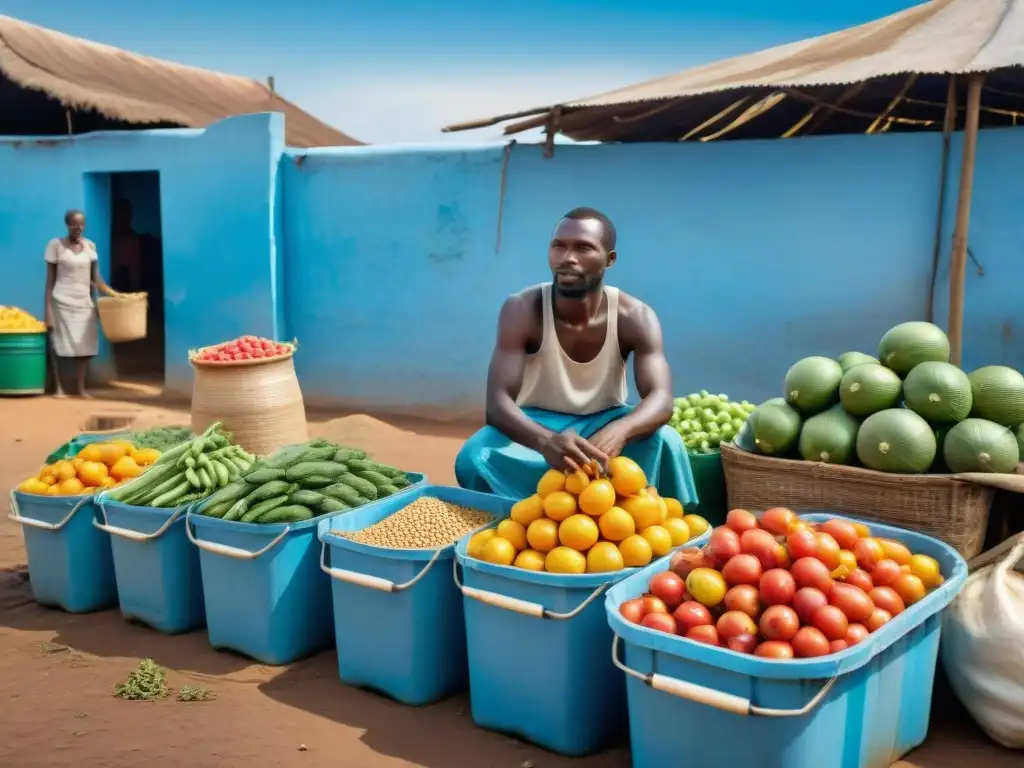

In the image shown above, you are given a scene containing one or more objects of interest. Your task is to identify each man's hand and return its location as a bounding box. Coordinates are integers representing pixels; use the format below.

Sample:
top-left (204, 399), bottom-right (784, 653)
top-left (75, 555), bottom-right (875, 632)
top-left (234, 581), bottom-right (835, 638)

top-left (539, 430), bottom-right (608, 472)
top-left (588, 419), bottom-right (633, 462)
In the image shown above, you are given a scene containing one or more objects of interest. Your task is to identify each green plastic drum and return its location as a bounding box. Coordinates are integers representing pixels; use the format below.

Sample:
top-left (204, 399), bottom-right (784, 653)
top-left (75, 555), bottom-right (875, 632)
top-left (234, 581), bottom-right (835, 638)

top-left (0, 331), bottom-right (47, 395)
top-left (686, 450), bottom-right (727, 526)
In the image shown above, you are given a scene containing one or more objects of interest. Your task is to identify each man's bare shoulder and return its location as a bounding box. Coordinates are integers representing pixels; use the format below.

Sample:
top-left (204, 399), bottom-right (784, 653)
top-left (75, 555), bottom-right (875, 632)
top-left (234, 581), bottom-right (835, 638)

top-left (617, 290), bottom-right (658, 325)
top-left (616, 290), bottom-right (662, 350)
top-left (500, 285), bottom-right (544, 321)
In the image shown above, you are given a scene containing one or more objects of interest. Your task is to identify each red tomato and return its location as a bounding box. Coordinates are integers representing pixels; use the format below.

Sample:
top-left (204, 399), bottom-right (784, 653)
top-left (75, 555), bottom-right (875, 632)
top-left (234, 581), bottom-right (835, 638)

top-left (641, 612), bottom-right (678, 634)
top-left (641, 596), bottom-right (668, 615)
top-left (792, 587), bottom-right (829, 624)
top-left (845, 623), bottom-right (870, 645)
top-left (755, 641), bottom-right (795, 659)
top-left (759, 605), bottom-right (800, 642)
top-left (648, 572), bottom-right (687, 610)
top-left (672, 601), bottom-right (713, 634)
top-left (853, 538), bottom-right (885, 570)
top-left (868, 586), bottom-right (905, 616)
top-left (619, 598), bottom-right (646, 624)
top-left (708, 527), bottom-right (742, 567)
top-left (669, 548), bottom-right (713, 580)
top-left (790, 557), bottom-right (834, 593)
top-left (830, 583), bottom-right (875, 623)
top-left (717, 610), bottom-right (758, 639)
top-left (829, 639), bottom-right (849, 654)
top-left (810, 605), bottom-right (849, 641)
top-left (724, 585), bottom-right (762, 619)
top-left (252, 349), bottom-right (266, 358)
top-left (721, 554), bottom-right (763, 586)
top-left (819, 519), bottom-right (860, 551)
top-left (844, 569), bottom-right (874, 593)
top-left (871, 559), bottom-right (902, 587)
top-left (685, 625), bottom-right (721, 646)
top-left (816, 532), bottom-right (842, 570)
top-left (760, 569), bottom-right (797, 606)
top-left (786, 529), bottom-right (819, 561)
top-left (727, 633), bottom-right (759, 654)
top-left (865, 608), bottom-right (892, 633)
top-left (792, 626), bottom-right (831, 658)
top-left (726, 509), bottom-right (759, 535)
top-left (760, 507), bottom-right (796, 536)
top-left (891, 573), bottom-right (927, 606)
top-left (740, 529), bottom-right (780, 570)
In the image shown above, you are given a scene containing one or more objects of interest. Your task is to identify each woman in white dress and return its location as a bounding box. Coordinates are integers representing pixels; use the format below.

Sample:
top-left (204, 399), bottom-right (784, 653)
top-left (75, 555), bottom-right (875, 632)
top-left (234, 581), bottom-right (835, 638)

top-left (44, 210), bottom-right (118, 397)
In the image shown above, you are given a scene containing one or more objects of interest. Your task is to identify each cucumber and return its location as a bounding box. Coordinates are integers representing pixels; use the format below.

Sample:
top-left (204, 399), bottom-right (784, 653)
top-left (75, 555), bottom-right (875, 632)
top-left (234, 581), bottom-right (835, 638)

top-left (246, 480), bottom-right (293, 504)
top-left (377, 484), bottom-right (400, 497)
top-left (244, 467), bottom-right (287, 484)
top-left (196, 467), bottom-right (213, 489)
top-left (262, 444), bottom-right (311, 470)
top-left (151, 479), bottom-right (192, 508)
top-left (355, 470), bottom-right (392, 488)
top-left (301, 446), bottom-right (338, 462)
top-left (297, 474), bottom-right (335, 488)
top-left (344, 458), bottom-right (380, 473)
top-left (321, 482), bottom-right (363, 506)
top-left (340, 473), bottom-right (378, 501)
top-left (391, 474), bottom-right (411, 488)
top-left (223, 497), bottom-right (248, 522)
top-left (290, 489), bottom-right (327, 506)
top-left (201, 500), bottom-right (232, 519)
top-left (209, 459), bottom-right (231, 487)
top-left (285, 461), bottom-right (348, 483)
top-left (332, 447), bottom-right (367, 463)
top-left (257, 504), bottom-right (313, 524)
top-left (318, 498), bottom-right (349, 514)
top-left (241, 495), bottom-right (288, 523)
top-left (185, 467), bottom-right (201, 488)
top-left (202, 479), bottom-right (252, 508)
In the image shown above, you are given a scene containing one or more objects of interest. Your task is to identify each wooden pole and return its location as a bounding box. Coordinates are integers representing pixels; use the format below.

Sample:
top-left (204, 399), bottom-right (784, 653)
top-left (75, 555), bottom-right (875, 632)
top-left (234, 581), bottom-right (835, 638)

top-left (927, 76), bottom-right (958, 322)
top-left (947, 73), bottom-right (984, 367)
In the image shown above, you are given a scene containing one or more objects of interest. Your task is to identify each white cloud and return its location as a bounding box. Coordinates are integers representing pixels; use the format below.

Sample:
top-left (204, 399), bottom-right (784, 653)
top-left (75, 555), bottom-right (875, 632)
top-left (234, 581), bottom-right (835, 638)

top-left (279, 67), bottom-right (669, 145)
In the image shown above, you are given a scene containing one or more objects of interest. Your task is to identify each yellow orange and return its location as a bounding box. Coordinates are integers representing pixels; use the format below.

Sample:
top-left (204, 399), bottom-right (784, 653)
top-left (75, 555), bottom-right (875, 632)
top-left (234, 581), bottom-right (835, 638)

top-left (578, 478), bottom-right (616, 517)
top-left (467, 529), bottom-right (497, 558)
top-left (545, 547), bottom-right (587, 574)
top-left (682, 514), bottom-right (710, 538)
top-left (110, 455), bottom-right (143, 482)
top-left (642, 525), bottom-right (673, 557)
top-left (514, 549), bottom-right (547, 571)
top-left (77, 444), bottom-right (103, 463)
top-left (100, 476), bottom-right (117, 488)
top-left (510, 495), bottom-right (545, 526)
top-left (496, 519), bottom-right (528, 551)
top-left (57, 477), bottom-right (85, 496)
top-left (130, 448), bottom-right (161, 466)
top-left (536, 469), bottom-right (567, 497)
top-left (620, 491), bottom-right (663, 531)
top-left (664, 497), bottom-right (684, 519)
top-left (480, 536), bottom-right (517, 566)
top-left (587, 542), bottom-right (625, 573)
top-left (564, 469), bottom-right (591, 495)
top-left (618, 534), bottom-right (653, 567)
top-left (558, 514), bottom-right (599, 551)
top-left (77, 460), bottom-right (109, 487)
top-left (53, 460), bottom-right (77, 482)
top-left (526, 518), bottom-right (559, 552)
top-left (662, 517), bottom-right (691, 547)
top-left (98, 443), bottom-right (128, 467)
top-left (543, 491), bottom-right (578, 522)
top-left (597, 507), bottom-right (635, 542)
top-left (16, 478), bottom-right (50, 495)
top-left (908, 554), bottom-right (942, 588)
top-left (608, 456), bottom-right (647, 496)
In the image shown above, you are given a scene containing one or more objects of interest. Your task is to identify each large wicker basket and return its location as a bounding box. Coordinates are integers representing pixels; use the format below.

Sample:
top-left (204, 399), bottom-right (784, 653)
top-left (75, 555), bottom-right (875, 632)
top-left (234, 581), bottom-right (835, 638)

top-left (96, 293), bottom-right (148, 343)
top-left (719, 442), bottom-right (1023, 559)
top-left (189, 343), bottom-right (308, 457)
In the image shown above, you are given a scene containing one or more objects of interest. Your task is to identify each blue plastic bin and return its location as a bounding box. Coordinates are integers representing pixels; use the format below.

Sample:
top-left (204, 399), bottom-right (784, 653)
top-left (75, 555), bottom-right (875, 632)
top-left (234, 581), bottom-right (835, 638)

top-left (186, 472), bottom-right (425, 665)
top-left (454, 525), bottom-right (642, 756)
top-left (605, 512), bottom-right (968, 768)
top-left (94, 496), bottom-right (205, 634)
top-left (319, 485), bottom-right (509, 706)
top-left (8, 490), bottom-right (117, 612)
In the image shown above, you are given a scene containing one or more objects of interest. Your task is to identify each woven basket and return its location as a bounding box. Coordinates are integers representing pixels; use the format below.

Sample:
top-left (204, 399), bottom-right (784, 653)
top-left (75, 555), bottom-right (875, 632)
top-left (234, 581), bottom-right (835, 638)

top-left (189, 348), bottom-right (308, 457)
top-left (720, 442), bottom-right (999, 558)
top-left (96, 293), bottom-right (148, 343)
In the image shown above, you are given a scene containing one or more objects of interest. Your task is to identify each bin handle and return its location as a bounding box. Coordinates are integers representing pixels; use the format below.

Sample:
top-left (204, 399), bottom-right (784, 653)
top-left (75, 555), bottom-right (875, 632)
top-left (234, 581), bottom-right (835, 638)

top-left (610, 635), bottom-right (837, 717)
top-left (319, 534), bottom-right (445, 593)
top-left (92, 498), bottom-right (187, 542)
top-left (452, 558), bottom-right (607, 620)
top-left (184, 510), bottom-right (291, 560)
top-left (7, 491), bottom-right (89, 532)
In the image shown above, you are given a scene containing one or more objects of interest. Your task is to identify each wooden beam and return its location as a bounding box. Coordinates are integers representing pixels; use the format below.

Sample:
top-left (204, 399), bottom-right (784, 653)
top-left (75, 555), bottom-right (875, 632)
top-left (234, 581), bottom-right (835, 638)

top-left (947, 73), bottom-right (985, 366)
top-left (927, 76), bottom-right (957, 323)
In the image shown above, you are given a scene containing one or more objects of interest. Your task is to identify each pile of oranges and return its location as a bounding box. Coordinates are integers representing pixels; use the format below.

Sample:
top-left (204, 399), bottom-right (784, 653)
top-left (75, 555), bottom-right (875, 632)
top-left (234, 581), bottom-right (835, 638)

top-left (467, 456), bottom-right (710, 574)
top-left (16, 441), bottom-right (161, 497)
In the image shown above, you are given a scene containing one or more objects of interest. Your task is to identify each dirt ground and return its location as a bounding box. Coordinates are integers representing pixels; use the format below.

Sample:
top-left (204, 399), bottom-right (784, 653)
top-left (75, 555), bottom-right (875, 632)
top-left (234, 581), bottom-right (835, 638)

top-left (0, 395), bottom-right (1016, 768)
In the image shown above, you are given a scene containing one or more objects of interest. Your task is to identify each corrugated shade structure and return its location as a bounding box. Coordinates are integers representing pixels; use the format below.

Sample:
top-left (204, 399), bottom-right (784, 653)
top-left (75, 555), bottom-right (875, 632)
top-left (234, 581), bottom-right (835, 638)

top-left (0, 14), bottom-right (362, 147)
top-left (443, 0), bottom-right (1024, 142)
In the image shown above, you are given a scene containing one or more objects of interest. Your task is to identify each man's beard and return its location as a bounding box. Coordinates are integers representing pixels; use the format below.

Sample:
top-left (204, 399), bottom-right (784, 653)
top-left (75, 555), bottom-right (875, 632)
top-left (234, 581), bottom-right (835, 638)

top-left (554, 274), bottom-right (603, 299)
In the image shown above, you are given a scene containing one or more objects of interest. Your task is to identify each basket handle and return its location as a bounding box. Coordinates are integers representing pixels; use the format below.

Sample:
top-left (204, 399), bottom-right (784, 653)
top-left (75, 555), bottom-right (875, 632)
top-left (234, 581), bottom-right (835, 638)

top-left (966, 531), bottom-right (1024, 574)
top-left (92, 498), bottom-right (186, 543)
top-left (610, 635), bottom-right (837, 717)
top-left (8, 491), bottom-right (89, 532)
top-left (318, 535), bottom-right (445, 593)
top-left (452, 558), bottom-right (607, 619)
top-left (184, 510), bottom-right (291, 560)
top-left (953, 471), bottom-right (1024, 493)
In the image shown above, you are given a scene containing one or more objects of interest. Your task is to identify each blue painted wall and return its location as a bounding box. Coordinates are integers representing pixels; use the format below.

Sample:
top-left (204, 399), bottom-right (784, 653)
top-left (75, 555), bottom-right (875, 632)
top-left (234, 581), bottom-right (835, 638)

top-left (0, 113), bottom-right (285, 396)
top-left (2, 116), bottom-right (1022, 418)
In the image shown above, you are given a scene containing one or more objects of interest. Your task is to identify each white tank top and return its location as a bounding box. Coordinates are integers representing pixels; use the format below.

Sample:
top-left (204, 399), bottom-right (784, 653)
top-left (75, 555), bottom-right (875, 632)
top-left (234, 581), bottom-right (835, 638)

top-left (517, 283), bottom-right (629, 415)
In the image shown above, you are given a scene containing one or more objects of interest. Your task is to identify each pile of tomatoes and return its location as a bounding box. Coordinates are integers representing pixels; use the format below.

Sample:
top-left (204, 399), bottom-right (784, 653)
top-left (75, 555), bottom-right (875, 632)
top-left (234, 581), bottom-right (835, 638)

top-left (617, 508), bottom-right (945, 659)
top-left (191, 336), bottom-right (295, 364)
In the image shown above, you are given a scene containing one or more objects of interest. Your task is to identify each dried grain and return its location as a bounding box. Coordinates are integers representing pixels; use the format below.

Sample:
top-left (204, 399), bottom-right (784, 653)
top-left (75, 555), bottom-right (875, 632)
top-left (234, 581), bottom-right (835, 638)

top-left (339, 496), bottom-right (492, 549)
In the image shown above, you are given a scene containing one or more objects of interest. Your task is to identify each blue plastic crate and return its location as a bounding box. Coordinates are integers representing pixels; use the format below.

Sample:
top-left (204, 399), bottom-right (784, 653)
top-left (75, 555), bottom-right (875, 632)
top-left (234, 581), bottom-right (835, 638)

top-left (186, 472), bottom-right (425, 665)
top-left (605, 512), bottom-right (968, 768)
top-left (454, 523), bottom-right (646, 756)
top-left (319, 485), bottom-right (509, 706)
top-left (8, 490), bottom-right (117, 612)
top-left (94, 496), bottom-right (205, 634)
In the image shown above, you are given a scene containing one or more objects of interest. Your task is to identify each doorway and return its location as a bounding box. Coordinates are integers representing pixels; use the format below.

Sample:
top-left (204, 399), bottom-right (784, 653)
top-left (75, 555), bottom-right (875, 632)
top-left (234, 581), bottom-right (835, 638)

top-left (108, 171), bottom-right (165, 387)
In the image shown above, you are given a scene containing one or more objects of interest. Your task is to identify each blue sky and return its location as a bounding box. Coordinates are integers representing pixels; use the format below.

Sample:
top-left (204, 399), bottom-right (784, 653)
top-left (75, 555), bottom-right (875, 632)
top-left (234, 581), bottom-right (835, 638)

top-left (1, 0), bottom-right (923, 143)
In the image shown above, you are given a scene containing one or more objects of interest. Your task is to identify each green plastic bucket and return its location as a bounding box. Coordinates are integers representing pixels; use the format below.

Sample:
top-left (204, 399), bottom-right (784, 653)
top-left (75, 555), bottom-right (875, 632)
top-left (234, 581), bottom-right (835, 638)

top-left (0, 332), bottom-right (47, 396)
top-left (686, 451), bottom-right (727, 526)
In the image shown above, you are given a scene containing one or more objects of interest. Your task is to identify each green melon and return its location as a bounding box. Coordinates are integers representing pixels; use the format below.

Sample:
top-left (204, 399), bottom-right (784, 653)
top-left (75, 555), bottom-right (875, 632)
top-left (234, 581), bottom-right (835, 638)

top-left (931, 424), bottom-right (955, 473)
top-left (877, 321), bottom-right (950, 376)
top-left (748, 398), bottom-right (802, 456)
top-left (798, 406), bottom-right (860, 465)
top-left (967, 365), bottom-right (1024, 426)
top-left (856, 409), bottom-right (936, 473)
top-left (783, 356), bottom-right (843, 415)
top-left (839, 364), bottom-right (902, 417)
top-left (943, 418), bottom-right (1020, 474)
top-left (903, 361), bottom-right (972, 423)
top-left (1017, 424), bottom-right (1024, 461)
top-left (838, 351), bottom-right (879, 373)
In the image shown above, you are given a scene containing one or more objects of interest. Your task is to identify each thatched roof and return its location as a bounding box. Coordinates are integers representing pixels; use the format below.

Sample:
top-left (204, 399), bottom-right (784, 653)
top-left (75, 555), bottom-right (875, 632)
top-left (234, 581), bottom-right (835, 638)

top-left (444, 0), bottom-right (1024, 142)
top-left (0, 14), bottom-right (362, 147)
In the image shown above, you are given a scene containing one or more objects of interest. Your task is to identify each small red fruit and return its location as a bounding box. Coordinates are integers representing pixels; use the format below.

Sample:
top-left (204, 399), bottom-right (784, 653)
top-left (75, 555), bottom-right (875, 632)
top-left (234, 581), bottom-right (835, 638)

top-left (619, 598), bottom-right (646, 624)
top-left (786, 529), bottom-right (819, 561)
top-left (810, 605), bottom-right (849, 642)
top-left (721, 554), bottom-right (763, 586)
top-left (672, 601), bottom-right (713, 634)
top-left (717, 610), bottom-right (758, 640)
top-left (759, 568), bottom-right (797, 606)
top-left (648, 572), bottom-right (687, 610)
top-left (727, 633), bottom-right (759, 654)
top-left (708, 527), bottom-right (742, 567)
top-left (760, 507), bottom-right (796, 536)
top-left (759, 605), bottom-right (800, 642)
top-left (640, 596), bottom-right (668, 615)
top-left (723, 585), bottom-right (761, 619)
top-left (790, 557), bottom-right (834, 593)
top-left (726, 509), bottom-right (759, 534)
top-left (845, 623), bottom-right (870, 645)
top-left (792, 587), bottom-right (829, 624)
top-left (740, 528), bottom-right (780, 570)
top-left (792, 626), bottom-right (831, 658)
top-left (755, 641), bottom-right (795, 659)
top-left (844, 569), bottom-right (874, 593)
top-left (685, 625), bottom-right (721, 646)
top-left (641, 612), bottom-right (678, 634)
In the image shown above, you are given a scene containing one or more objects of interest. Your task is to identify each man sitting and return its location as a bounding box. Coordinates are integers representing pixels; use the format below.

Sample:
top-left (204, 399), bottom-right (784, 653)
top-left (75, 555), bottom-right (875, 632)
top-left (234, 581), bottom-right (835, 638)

top-left (455, 207), bottom-right (696, 503)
